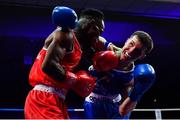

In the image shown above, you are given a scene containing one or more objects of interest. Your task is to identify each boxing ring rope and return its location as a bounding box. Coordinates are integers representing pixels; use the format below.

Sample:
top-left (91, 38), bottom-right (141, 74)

top-left (67, 108), bottom-right (180, 119)
top-left (133, 108), bottom-right (180, 120)
top-left (0, 108), bottom-right (180, 119)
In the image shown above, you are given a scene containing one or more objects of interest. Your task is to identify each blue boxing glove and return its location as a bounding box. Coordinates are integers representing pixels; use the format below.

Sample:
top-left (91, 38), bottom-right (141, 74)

top-left (52, 6), bottom-right (78, 31)
top-left (129, 64), bottom-right (156, 101)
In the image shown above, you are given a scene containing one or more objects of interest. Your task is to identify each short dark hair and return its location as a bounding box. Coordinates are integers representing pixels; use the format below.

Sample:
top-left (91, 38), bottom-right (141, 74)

top-left (80, 8), bottom-right (104, 20)
top-left (132, 31), bottom-right (154, 54)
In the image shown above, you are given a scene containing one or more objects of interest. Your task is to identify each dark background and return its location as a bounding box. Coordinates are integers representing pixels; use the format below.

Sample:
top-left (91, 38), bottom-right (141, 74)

top-left (0, 3), bottom-right (180, 119)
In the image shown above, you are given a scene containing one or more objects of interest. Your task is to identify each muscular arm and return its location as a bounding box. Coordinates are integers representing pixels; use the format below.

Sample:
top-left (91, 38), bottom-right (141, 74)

top-left (42, 29), bottom-right (67, 81)
top-left (43, 27), bottom-right (59, 48)
top-left (119, 79), bottom-right (136, 116)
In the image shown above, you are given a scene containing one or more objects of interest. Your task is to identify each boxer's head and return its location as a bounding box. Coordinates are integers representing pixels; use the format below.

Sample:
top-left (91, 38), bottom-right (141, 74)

top-left (76, 8), bottom-right (105, 44)
top-left (120, 31), bottom-right (153, 62)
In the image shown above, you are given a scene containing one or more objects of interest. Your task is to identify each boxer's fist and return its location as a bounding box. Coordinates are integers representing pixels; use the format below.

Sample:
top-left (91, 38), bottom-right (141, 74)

top-left (92, 51), bottom-right (119, 72)
top-left (129, 64), bottom-right (156, 101)
top-left (52, 6), bottom-right (78, 30)
top-left (72, 71), bottom-right (96, 97)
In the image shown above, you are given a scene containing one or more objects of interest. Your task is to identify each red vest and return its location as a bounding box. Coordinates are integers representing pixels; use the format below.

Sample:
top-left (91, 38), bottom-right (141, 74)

top-left (29, 33), bottom-right (82, 88)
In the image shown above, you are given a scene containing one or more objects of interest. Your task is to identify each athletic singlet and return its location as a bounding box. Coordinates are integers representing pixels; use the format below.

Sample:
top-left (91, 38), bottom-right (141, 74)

top-left (29, 32), bottom-right (82, 88)
top-left (93, 66), bottom-right (134, 96)
top-left (92, 49), bottom-right (134, 96)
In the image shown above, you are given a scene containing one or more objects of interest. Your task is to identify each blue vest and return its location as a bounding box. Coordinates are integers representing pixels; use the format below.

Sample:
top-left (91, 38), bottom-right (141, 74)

top-left (93, 66), bottom-right (134, 96)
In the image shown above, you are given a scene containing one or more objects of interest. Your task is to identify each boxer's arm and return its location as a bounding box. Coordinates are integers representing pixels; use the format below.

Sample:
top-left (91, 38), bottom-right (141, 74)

top-left (42, 6), bottom-right (78, 83)
top-left (119, 97), bottom-right (137, 116)
top-left (119, 79), bottom-right (135, 116)
top-left (98, 36), bottom-right (121, 51)
top-left (119, 64), bottom-right (156, 116)
top-left (120, 79), bottom-right (134, 102)
top-left (43, 28), bottom-right (59, 48)
top-left (42, 30), bottom-right (67, 81)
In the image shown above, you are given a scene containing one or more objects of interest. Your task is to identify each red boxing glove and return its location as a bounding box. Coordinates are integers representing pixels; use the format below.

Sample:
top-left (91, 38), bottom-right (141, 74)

top-left (72, 70), bottom-right (96, 97)
top-left (55, 71), bottom-right (77, 89)
top-left (92, 51), bottom-right (119, 72)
